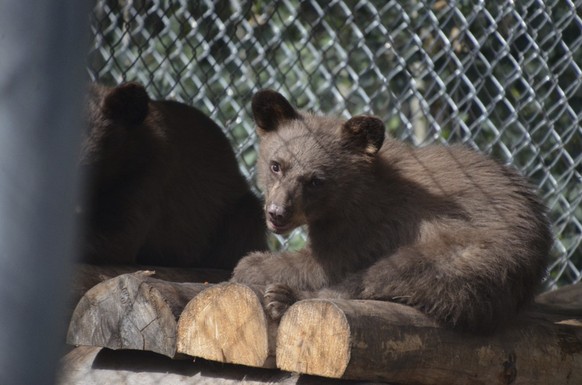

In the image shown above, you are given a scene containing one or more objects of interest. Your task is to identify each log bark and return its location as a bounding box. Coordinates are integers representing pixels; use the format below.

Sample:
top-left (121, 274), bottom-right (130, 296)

top-left (66, 276), bottom-right (582, 384)
top-left (67, 271), bottom-right (211, 357)
top-left (276, 299), bottom-right (582, 385)
top-left (176, 283), bottom-right (277, 368)
top-left (69, 263), bottom-right (231, 307)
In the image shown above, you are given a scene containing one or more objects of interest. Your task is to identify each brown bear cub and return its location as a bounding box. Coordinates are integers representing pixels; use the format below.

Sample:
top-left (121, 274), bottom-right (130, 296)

top-left (79, 82), bottom-right (267, 269)
top-left (232, 89), bottom-right (553, 332)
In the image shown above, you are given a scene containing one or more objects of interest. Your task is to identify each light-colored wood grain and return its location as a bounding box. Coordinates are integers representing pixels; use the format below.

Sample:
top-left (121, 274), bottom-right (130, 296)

top-left (176, 283), bottom-right (275, 368)
top-left (276, 300), bottom-right (351, 378)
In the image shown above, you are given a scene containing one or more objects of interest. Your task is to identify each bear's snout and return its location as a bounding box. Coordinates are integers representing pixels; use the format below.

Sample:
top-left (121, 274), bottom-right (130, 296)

top-left (266, 203), bottom-right (294, 234)
top-left (267, 202), bottom-right (287, 223)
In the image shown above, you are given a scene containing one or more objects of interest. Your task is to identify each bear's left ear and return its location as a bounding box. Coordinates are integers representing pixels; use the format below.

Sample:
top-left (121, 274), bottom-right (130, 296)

top-left (252, 89), bottom-right (299, 135)
top-left (341, 116), bottom-right (385, 156)
top-left (102, 82), bottom-right (149, 126)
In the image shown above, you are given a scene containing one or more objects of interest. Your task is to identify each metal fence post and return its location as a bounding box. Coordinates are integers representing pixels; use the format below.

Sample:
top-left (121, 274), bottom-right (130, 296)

top-left (0, 1), bottom-right (88, 384)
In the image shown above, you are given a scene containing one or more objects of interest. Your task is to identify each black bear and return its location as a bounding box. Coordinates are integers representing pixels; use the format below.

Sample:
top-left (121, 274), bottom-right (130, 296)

top-left (231, 89), bottom-right (552, 332)
top-left (78, 82), bottom-right (267, 269)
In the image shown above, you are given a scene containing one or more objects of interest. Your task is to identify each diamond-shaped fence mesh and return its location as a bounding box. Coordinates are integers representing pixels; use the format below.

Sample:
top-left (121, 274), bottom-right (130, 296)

top-left (89, 0), bottom-right (581, 288)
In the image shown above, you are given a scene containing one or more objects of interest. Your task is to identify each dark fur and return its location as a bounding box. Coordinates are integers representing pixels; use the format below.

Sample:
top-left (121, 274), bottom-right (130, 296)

top-left (79, 82), bottom-right (267, 269)
top-left (231, 89), bottom-right (552, 332)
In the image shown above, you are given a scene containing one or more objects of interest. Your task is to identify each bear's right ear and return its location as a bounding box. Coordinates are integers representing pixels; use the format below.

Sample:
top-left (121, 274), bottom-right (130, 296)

top-left (102, 82), bottom-right (149, 126)
top-left (252, 89), bottom-right (299, 134)
top-left (341, 115), bottom-right (385, 156)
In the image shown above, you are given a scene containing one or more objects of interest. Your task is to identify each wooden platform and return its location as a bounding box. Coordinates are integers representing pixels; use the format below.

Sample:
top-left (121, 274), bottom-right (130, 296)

top-left (63, 266), bottom-right (582, 385)
top-left (58, 346), bottom-right (372, 385)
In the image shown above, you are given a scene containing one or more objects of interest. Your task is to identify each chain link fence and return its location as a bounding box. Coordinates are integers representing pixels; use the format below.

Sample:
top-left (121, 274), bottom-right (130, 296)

top-left (88, 0), bottom-right (582, 289)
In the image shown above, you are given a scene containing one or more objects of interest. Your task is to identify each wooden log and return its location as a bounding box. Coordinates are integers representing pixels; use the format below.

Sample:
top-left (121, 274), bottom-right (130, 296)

top-left (69, 263), bottom-right (230, 307)
top-left (176, 283), bottom-right (277, 368)
top-left (276, 299), bottom-right (582, 385)
top-left (535, 282), bottom-right (582, 315)
top-left (67, 271), bottom-right (211, 357)
top-left (57, 346), bottom-right (381, 385)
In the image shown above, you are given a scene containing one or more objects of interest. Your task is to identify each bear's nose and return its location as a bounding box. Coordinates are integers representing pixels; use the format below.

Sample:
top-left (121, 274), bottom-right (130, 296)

top-left (267, 203), bottom-right (286, 223)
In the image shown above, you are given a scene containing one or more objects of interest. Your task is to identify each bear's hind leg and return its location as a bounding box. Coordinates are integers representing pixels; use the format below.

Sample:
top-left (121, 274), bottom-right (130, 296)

top-left (359, 244), bottom-right (519, 333)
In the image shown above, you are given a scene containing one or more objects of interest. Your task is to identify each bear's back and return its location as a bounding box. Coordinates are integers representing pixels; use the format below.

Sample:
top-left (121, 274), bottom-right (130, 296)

top-left (138, 100), bottom-right (261, 267)
top-left (81, 83), bottom-right (266, 268)
top-left (376, 139), bottom-right (551, 272)
top-left (379, 140), bottom-right (542, 221)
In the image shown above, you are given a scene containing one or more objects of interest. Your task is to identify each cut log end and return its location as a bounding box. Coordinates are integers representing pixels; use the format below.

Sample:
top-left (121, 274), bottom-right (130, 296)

top-left (277, 300), bottom-right (351, 378)
top-left (67, 273), bottom-right (210, 358)
top-left (176, 283), bottom-right (270, 367)
top-left (67, 273), bottom-right (178, 357)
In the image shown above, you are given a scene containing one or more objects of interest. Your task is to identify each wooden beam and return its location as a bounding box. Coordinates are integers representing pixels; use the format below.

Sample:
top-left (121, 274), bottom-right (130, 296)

top-left (57, 346), bottom-right (378, 385)
top-left (276, 299), bottom-right (582, 385)
top-left (67, 271), bottom-right (210, 357)
top-left (66, 277), bottom-right (582, 384)
top-left (176, 283), bottom-right (277, 368)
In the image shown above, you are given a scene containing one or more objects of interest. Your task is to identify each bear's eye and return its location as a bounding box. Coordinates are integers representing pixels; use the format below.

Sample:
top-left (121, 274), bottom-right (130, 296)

top-left (270, 161), bottom-right (281, 174)
top-left (308, 176), bottom-right (324, 188)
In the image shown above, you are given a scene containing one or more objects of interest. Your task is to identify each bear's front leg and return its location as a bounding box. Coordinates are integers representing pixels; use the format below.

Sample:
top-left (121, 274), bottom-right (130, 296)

top-left (264, 282), bottom-right (356, 320)
top-left (232, 247), bottom-right (330, 319)
top-left (231, 251), bottom-right (278, 286)
top-left (264, 283), bottom-right (299, 320)
top-left (232, 254), bottom-right (301, 320)
top-left (232, 247), bottom-right (324, 287)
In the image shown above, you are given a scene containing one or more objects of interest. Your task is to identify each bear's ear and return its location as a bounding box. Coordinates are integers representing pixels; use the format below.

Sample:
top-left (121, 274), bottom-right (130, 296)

top-left (102, 82), bottom-right (149, 125)
top-left (252, 89), bottom-right (299, 134)
top-left (341, 116), bottom-right (385, 156)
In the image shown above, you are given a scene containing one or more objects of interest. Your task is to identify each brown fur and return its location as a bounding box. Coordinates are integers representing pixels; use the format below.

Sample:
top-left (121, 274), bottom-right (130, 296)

top-left (79, 82), bottom-right (267, 269)
top-left (231, 89), bottom-right (552, 332)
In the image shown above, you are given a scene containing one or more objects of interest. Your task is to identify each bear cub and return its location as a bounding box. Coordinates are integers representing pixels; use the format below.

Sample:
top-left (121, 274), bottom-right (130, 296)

top-left (231, 89), bottom-right (552, 332)
top-left (79, 82), bottom-right (267, 269)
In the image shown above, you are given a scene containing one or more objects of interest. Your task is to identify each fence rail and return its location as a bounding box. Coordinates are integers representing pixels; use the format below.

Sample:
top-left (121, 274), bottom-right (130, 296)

top-left (89, 0), bottom-right (582, 288)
